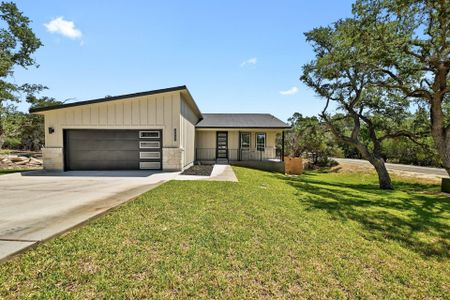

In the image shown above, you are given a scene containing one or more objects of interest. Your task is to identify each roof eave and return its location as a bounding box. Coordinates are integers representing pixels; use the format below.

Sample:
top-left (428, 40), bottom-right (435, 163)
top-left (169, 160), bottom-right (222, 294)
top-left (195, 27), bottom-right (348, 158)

top-left (180, 88), bottom-right (203, 119)
top-left (195, 126), bottom-right (291, 129)
top-left (29, 85), bottom-right (192, 114)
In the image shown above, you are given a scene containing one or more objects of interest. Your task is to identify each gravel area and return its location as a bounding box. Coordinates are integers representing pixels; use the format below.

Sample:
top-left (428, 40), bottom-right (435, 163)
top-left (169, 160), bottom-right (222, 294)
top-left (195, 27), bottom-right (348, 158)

top-left (180, 165), bottom-right (214, 176)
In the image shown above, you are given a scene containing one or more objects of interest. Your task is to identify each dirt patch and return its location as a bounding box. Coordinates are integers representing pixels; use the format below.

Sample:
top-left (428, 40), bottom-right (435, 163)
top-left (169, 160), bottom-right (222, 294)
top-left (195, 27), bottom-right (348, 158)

top-left (333, 161), bottom-right (442, 184)
top-left (181, 165), bottom-right (214, 176)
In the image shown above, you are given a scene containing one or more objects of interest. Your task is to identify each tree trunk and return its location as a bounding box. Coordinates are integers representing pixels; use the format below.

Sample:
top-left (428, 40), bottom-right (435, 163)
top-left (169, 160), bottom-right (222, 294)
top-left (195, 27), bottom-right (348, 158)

top-left (325, 117), bottom-right (394, 189)
top-left (354, 143), bottom-right (393, 190)
top-left (370, 157), bottom-right (393, 190)
top-left (429, 64), bottom-right (450, 176)
top-left (0, 124), bottom-right (4, 149)
top-left (430, 96), bottom-right (450, 176)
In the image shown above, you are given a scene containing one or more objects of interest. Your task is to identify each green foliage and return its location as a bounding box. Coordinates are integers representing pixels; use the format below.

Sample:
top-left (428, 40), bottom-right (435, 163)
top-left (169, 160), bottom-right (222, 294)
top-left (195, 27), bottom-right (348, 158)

top-left (382, 136), bottom-right (440, 166)
top-left (0, 1), bottom-right (43, 146)
top-left (0, 95), bottom-right (61, 150)
top-left (285, 112), bottom-right (341, 165)
top-left (300, 10), bottom-right (441, 183)
top-left (350, 0), bottom-right (450, 173)
top-left (0, 1), bottom-right (42, 102)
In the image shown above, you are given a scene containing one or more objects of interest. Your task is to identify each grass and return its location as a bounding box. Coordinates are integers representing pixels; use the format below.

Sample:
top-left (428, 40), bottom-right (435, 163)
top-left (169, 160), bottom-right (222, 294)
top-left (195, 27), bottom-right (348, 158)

top-left (0, 167), bottom-right (448, 299)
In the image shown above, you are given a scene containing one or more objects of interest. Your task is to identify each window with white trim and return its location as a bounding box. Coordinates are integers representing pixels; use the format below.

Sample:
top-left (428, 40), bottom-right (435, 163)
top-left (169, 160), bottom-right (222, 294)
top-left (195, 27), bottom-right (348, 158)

top-left (240, 132), bottom-right (250, 149)
top-left (256, 133), bottom-right (266, 151)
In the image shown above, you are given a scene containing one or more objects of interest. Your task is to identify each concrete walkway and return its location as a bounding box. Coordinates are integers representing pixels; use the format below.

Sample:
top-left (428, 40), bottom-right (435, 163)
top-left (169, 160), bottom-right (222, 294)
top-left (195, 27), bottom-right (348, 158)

top-left (175, 164), bottom-right (238, 182)
top-left (0, 170), bottom-right (179, 261)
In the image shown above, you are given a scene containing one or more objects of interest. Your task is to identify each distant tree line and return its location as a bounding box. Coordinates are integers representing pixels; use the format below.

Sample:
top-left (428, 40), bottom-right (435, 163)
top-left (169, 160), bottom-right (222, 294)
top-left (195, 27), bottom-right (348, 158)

top-left (285, 111), bottom-right (441, 168)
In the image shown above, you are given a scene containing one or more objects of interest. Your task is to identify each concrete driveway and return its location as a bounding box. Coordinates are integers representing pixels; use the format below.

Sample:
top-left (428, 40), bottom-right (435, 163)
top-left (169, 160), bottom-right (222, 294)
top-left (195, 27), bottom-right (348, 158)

top-left (0, 170), bottom-right (179, 261)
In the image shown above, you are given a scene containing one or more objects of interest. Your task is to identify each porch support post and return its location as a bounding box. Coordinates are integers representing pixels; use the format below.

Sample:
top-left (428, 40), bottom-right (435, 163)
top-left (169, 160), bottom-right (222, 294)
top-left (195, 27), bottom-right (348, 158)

top-left (281, 131), bottom-right (285, 161)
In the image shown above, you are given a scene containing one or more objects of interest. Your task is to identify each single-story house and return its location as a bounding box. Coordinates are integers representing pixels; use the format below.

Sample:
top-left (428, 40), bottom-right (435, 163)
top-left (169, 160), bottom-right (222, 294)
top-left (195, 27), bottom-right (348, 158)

top-left (30, 86), bottom-right (290, 171)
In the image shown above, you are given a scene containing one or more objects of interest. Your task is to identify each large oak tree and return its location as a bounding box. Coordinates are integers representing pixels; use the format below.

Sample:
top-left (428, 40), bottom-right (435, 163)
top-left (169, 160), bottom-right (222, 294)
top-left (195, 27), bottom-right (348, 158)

top-left (301, 20), bottom-right (424, 189)
top-left (352, 0), bottom-right (450, 174)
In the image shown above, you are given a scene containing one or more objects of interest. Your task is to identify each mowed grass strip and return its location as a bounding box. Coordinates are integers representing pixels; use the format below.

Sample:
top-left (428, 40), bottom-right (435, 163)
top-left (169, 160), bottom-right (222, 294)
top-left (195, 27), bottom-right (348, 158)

top-left (0, 167), bottom-right (448, 299)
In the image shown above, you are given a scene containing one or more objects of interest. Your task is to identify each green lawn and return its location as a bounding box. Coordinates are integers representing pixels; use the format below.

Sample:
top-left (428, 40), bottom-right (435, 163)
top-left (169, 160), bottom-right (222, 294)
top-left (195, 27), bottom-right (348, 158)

top-left (0, 167), bottom-right (448, 299)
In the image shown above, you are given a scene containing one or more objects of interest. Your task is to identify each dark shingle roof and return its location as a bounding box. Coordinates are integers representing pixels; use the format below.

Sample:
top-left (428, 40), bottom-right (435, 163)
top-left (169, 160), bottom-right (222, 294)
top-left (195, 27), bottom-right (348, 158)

top-left (196, 113), bottom-right (290, 129)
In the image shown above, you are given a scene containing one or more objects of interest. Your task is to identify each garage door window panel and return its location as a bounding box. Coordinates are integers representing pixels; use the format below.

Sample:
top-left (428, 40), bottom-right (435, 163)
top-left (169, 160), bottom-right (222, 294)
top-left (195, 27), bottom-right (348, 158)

top-left (140, 162), bottom-right (161, 169)
top-left (139, 141), bottom-right (160, 149)
top-left (139, 131), bottom-right (160, 138)
top-left (140, 152), bottom-right (161, 159)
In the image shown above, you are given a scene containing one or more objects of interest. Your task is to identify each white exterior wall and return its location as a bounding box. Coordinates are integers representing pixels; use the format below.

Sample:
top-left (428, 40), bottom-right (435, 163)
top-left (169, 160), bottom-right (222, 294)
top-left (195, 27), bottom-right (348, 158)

top-left (195, 129), bottom-right (281, 161)
top-left (41, 91), bottom-right (183, 171)
top-left (180, 95), bottom-right (199, 168)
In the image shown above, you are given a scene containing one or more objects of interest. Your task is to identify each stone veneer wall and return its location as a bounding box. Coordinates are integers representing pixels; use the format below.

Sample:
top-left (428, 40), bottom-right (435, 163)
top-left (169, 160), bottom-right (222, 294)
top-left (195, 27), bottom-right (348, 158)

top-left (162, 148), bottom-right (183, 171)
top-left (42, 147), bottom-right (64, 171)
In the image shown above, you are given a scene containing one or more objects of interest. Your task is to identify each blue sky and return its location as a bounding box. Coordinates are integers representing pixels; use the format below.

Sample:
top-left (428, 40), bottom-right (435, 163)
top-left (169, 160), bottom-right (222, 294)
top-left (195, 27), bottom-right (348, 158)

top-left (14, 0), bottom-right (353, 121)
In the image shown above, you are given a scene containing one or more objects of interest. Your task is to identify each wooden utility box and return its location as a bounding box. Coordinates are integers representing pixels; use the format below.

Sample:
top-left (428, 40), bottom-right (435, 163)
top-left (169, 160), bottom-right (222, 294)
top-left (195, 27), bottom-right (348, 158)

top-left (284, 156), bottom-right (303, 175)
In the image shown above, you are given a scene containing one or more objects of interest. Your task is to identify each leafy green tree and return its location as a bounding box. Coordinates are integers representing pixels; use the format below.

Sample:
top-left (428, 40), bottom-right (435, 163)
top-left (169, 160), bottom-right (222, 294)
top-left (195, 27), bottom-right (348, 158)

top-left (351, 0), bottom-right (450, 175)
top-left (301, 20), bottom-right (424, 189)
top-left (0, 1), bottom-right (42, 143)
top-left (286, 113), bottom-right (339, 165)
top-left (1, 94), bottom-right (61, 151)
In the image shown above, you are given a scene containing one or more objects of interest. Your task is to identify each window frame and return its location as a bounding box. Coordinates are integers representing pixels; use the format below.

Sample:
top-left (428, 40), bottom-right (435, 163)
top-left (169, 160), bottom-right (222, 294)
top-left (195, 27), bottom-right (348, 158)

top-left (256, 132), bottom-right (266, 151)
top-left (240, 132), bottom-right (251, 149)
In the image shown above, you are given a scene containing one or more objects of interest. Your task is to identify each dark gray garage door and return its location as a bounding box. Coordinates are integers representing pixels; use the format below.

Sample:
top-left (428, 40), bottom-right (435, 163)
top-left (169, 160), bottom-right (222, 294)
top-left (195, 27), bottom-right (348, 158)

top-left (64, 129), bottom-right (162, 170)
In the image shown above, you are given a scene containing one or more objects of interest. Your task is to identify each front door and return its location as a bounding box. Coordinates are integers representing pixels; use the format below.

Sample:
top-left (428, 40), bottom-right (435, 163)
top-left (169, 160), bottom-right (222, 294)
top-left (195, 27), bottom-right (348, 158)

top-left (216, 131), bottom-right (228, 159)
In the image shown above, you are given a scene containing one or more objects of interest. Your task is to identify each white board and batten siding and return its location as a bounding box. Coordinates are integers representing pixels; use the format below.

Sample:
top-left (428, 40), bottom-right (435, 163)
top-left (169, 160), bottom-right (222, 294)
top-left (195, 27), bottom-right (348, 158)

top-left (44, 91), bottom-right (183, 148)
top-left (42, 90), bottom-right (200, 171)
top-left (180, 95), bottom-right (198, 168)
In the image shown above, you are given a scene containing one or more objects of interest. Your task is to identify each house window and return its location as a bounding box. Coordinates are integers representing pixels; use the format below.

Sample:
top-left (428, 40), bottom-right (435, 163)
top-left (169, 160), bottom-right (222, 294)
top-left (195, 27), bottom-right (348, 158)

top-left (139, 131), bottom-right (160, 138)
top-left (256, 133), bottom-right (266, 151)
top-left (240, 132), bottom-right (250, 149)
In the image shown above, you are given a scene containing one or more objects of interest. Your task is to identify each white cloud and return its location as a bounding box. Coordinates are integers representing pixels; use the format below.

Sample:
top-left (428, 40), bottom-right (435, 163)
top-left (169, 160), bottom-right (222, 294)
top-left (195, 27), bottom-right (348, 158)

top-left (44, 17), bottom-right (82, 40)
top-left (280, 86), bottom-right (299, 96)
top-left (240, 57), bottom-right (257, 66)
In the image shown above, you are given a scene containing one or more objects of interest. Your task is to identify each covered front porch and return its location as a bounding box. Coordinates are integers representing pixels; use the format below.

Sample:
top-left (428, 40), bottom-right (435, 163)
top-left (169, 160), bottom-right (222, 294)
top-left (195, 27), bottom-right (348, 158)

top-left (195, 129), bottom-right (285, 163)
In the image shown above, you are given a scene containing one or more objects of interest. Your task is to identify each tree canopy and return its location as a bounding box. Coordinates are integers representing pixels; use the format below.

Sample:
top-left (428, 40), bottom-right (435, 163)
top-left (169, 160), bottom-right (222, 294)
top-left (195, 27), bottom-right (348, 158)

top-left (350, 0), bottom-right (450, 174)
top-left (0, 1), bottom-right (42, 102)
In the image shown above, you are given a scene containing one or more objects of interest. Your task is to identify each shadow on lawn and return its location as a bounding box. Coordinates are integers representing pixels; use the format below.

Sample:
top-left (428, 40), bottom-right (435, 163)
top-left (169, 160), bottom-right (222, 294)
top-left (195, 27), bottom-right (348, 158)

top-left (277, 173), bottom-right (450, 259)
